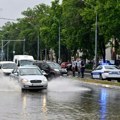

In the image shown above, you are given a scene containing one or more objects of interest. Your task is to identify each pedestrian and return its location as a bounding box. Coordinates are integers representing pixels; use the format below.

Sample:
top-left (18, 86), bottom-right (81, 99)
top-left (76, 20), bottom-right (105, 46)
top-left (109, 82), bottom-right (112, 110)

top-left (71, 57), bottom-right (76, 77)
top-left (76, 58), bottom-right (81, 77)
top-left (80, 60), bottom-right (85, 78)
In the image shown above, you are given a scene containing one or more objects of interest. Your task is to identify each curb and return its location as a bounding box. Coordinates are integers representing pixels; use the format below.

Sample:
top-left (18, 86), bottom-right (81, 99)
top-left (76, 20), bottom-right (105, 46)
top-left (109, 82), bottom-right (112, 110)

top-left (80, 80), bottom-right (120, 90)
top-left (68, 75), bottom-right (120, 90)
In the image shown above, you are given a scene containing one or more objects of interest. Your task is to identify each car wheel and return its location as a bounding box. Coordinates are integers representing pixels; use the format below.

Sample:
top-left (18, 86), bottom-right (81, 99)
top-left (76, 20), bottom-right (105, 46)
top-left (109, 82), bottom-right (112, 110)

top-left (107, 79), bottom-right (111, 81)
top-left (21, 88), bottom-right (27, 92)
top-left (91, 73), bottom-right (94, 79)
top-left (99, 74), bottom-right (103, 80)
top-left (117, 79), bottom-right (120, 82)
top-left (50, 73), bottom-right (55, 79)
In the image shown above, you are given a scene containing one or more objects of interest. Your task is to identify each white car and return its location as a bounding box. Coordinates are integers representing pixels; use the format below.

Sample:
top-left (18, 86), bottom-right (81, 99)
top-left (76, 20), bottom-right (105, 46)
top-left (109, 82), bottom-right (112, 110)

top-left (10, 65), bottom-right (48, 91)
top-left (0, 61), bottom-right (17, 75)
top-left (91, 65), bottom-right (120, 81)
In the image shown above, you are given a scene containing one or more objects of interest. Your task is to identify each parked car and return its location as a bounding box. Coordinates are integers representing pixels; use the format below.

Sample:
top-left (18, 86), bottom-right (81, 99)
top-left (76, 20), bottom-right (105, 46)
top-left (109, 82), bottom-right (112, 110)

top-left (61, 62), bottom-right (70, 68)
top-left (54, 62), bottom-right (68, 75)
top-left (91, 64), bottom-right (120, 81)
top-left (10, 65), bottom-right (48, 91)
top-left (0, 61), bottom-right (17, 75)
top-left (33, 61), bottom-right (67, 79)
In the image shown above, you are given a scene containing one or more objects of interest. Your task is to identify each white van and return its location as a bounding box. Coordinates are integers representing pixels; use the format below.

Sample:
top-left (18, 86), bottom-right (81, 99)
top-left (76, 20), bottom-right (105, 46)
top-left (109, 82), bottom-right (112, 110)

top-left (13, 55), bottom-right (34, 66)
top-left (0, 61), bottom-right (17, 75)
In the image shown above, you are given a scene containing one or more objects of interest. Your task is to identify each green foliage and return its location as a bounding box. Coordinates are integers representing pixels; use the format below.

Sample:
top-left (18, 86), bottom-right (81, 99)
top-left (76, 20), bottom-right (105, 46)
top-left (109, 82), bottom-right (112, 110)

top-left (0, 0), bottom-right (120, 62)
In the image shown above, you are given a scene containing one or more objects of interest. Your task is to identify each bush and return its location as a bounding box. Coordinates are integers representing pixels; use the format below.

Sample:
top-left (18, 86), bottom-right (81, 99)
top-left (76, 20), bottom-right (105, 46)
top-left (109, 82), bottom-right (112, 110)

top-left (85, 63), bottom-right (93, 69)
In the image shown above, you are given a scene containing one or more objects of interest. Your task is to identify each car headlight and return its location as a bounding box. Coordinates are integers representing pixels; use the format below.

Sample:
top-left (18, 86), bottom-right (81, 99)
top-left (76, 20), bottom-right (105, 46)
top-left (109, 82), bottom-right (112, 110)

top-left (43, 77), bottom-right (48, 82)
top-left (54, 69), bottom-right (60, 72)
top-left (21, 79), bottom-right (29, 83)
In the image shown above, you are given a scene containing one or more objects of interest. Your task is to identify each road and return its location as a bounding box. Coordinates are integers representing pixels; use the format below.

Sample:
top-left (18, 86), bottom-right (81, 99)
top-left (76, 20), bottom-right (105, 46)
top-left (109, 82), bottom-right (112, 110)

top-left (0, 72), bottom-right (120, 120)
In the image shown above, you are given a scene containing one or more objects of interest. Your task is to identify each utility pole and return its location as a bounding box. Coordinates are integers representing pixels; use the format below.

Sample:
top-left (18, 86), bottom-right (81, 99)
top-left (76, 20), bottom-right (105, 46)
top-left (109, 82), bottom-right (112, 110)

top-left (37, 34), bottom-right (40, 60)
top-left (95, 12), bottom-right (98, 67)
top-left (58, 21), bottom-right (61, 62)
top-left (1, 39), bottom-right (25, 61)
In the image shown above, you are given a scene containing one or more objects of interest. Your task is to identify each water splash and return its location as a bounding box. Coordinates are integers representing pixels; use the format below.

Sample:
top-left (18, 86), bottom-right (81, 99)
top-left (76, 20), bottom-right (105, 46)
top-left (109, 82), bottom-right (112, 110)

top-left (48, 76), bottom-right (91, 92)
top-left (0, 72), bottom-right (21, 92)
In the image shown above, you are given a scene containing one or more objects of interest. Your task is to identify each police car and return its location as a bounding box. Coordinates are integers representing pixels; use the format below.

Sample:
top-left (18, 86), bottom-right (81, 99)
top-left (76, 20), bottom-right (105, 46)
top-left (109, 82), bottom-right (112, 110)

top-left (91, 64), bottom-right (120, 81)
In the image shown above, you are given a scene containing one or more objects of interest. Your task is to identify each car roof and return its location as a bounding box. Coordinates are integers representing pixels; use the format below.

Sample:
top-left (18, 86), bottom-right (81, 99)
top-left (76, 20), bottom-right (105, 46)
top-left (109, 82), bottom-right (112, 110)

top-left (97, 64), bottom-right (117, 69)
top-left (34, 60), bottom-right (45, 63)
top-left (99, 64), bottom-right (115, 67)
top-left (46, 61), bottom-right (56, 63)
top-left (18, 65), bottom-right (39, 69)
top-left (0, 61), bottom-right (16, 64)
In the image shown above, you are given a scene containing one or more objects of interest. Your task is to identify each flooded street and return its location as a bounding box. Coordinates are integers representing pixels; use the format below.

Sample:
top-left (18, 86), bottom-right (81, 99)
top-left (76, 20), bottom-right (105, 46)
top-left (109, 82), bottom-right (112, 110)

top-left (0, 73), bottom-right (120, 120)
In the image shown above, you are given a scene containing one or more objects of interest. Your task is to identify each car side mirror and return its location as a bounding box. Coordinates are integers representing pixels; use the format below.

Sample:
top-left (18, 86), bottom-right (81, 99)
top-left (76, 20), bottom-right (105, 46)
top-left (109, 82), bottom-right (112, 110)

top-left (14, 72), bottom-right (19, 76)
top-left (41, 70), bottom-right (47, 75)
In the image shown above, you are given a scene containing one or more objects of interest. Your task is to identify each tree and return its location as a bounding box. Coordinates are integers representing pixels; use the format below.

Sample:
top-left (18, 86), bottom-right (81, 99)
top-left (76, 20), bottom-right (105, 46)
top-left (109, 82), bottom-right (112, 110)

top-left (62, 0), bottom-right (94, 61)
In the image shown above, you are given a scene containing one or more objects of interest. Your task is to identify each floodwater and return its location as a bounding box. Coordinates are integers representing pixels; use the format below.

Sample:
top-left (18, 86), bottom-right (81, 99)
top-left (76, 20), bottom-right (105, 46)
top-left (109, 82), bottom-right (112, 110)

top-left (0, 72), bottom-right (120, 120)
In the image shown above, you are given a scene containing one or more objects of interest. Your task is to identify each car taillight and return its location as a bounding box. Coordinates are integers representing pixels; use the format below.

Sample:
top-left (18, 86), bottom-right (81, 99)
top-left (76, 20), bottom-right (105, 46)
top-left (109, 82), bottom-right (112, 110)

top-left (104, 71), bottom-right (109, 73)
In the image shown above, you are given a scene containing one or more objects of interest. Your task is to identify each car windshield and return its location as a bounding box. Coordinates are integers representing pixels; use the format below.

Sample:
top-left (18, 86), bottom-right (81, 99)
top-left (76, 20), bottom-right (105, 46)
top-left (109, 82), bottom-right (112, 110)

top-left (47, 62), bottom-right (61, 69)
top-left (2, 63), bottom-right (17, 69)
top-left (54, 63), bottom-right (61, 69)
top-left (19, 60), bottom-right (33, 66)
top-left (104, 65), bottom-right (118, 70)
top-left (19, 68), bottom-right (42, 75)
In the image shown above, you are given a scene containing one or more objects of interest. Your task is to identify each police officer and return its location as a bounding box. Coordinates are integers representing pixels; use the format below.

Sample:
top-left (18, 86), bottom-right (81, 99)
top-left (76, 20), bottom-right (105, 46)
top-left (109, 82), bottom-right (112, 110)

top-left (80, 60), bottom-right (85, 78)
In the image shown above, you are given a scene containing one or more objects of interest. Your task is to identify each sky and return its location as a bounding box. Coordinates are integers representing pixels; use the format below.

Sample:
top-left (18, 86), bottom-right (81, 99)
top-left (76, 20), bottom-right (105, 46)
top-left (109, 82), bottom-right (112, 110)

top-left (0, 0), bottom-right (53, 27)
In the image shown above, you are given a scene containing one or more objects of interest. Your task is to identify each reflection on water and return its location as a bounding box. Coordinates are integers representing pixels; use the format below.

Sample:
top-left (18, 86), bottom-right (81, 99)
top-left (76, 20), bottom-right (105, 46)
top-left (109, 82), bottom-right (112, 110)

top-left (99, 89), bottom-right (107, 120)
top-left (42, 95), bottom-right (47, 113)
top-left (21, 91), bottom-right (48, 120)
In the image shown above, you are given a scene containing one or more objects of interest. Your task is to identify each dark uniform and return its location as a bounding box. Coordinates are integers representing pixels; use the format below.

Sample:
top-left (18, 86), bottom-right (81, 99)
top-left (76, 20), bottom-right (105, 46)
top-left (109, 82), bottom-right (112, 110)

top-left (80, 61), bottom-right (85, 78)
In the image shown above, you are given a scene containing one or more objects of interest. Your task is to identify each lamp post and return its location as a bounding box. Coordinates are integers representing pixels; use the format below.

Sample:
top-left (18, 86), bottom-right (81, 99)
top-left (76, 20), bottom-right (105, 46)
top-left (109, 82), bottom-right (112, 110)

top-left (37, 33), bottom-right (40, 60)
top-left (95, 11), bottom-right (98, 67)
top-left (58, 21), bottom-right (61, 62)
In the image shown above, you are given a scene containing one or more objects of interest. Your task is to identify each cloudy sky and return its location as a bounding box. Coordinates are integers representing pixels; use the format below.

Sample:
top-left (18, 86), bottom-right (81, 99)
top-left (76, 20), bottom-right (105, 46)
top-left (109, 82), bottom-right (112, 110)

top-left (0, 0), bottom-right (53, 27)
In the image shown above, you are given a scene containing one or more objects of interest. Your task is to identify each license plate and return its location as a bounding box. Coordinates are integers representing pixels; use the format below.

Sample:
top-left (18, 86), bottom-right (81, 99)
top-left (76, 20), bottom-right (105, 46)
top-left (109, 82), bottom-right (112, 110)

top-left (32, 83), bottom-right (41, 86)
top-left (109, 72), bottom-right (118, 74)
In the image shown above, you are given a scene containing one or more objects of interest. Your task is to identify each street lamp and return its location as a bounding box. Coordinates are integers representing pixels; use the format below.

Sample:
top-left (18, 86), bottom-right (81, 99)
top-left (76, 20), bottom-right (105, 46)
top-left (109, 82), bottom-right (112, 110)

top-left (95, 11), bottom-right (98, 67)
top-left (58, 21), bottom-right (61, 62)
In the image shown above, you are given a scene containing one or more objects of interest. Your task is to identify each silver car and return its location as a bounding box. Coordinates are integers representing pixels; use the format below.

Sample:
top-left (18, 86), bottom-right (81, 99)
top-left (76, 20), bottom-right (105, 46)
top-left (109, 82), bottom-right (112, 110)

top-left (10, 65), bottom-right (48, 91)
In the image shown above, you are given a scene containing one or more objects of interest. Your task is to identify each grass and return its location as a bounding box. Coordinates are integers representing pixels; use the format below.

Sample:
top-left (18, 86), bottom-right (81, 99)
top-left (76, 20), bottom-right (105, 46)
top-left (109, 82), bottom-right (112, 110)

top-left (68, 70), bottom-right (120, 87)
top-left (74, 77), bottom-right (120, 87)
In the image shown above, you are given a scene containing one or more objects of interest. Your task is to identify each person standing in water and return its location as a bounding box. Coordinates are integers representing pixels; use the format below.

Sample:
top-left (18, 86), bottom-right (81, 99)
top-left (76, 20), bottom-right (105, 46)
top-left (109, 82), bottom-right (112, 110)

top-left (80, 60), bottom-right (85, 78)
top-left (71, 57), bottom-right (76, 77)
top-left (76, 58), bottom-right (81, 77)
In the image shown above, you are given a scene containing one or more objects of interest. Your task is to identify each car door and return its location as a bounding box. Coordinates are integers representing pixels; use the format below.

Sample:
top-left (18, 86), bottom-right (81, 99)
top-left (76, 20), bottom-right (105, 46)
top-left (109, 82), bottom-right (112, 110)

top-left (10, 68), bottom-right (19, 81)
top-left (92, 66), bottom-right (103, 78)
top-left (41, 63), bottom-right (50, 74)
